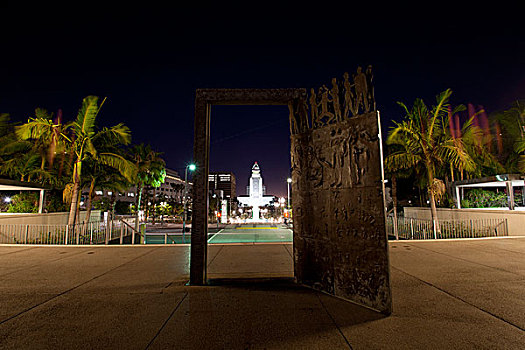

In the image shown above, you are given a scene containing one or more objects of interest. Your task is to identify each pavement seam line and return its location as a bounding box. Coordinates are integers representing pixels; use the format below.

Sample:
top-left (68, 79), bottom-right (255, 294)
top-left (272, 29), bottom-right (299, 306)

top-left (0, 246), bottom-right (36, 256)
top-left (0, 247), bottom-right (91, 278)
top-left (207, 245), bottom-right (224, 267)
top-left (391, 265), bottom-right (525, 332)
top-left (463, 243), bottom-right (525, 257)
top-left (316, 293), bottom-right (354, 349)
top-left (283, 243), bottom-right (293, 258)
top-left (0, 247), bottom-right (160, 325)
top-left (144, 291), bottom-right (188, 349)
top-left (409, 244), bottom-right (523, 277)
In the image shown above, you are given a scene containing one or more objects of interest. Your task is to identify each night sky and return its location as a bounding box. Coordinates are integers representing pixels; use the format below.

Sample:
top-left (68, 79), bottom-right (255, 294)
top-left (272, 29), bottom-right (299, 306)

top-left (1, 3), bottom-right (524, 197)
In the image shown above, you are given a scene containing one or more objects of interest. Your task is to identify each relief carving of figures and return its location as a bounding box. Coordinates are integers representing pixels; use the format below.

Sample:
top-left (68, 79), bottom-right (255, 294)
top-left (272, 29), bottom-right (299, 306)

top-left (288, 101), bottom-right (299, 135)
top-left (353, 66), bottom-right (369, 113)
top-left (330, 78), bottom-right (342, 123)
top-left (349, 129), bottom-right (373, 185)
top-left (309, 88), bottom-right (321, 128)
top-left (289, 98), bottom-right (310, 135)
top-left (329, 128), bottom-right (349, 188)
top-left (308, 147), bottom-right (323, 189)
top-left (318, 85), bottom-right (335, 126)
top-left (290, 142), bottom-right (302, 175)
top-left (304, 66), bottom-right (376, 132)
top-left (343, 72), bottom-right (357, 118)
top-left (308, 144), bottom-right (331, 189)
top-left (365, 65), bottom-right (375, 112)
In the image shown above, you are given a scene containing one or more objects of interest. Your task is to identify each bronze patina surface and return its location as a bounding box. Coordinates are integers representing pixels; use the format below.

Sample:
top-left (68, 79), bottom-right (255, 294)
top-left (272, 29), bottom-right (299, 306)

top-left (191, 67), bottom-right (391, 314)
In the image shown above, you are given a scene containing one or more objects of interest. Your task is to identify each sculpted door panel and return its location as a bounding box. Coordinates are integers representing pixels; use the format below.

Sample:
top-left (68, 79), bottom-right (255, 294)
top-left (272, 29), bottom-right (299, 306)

top-left (291, 109), bottom-right (391, 314)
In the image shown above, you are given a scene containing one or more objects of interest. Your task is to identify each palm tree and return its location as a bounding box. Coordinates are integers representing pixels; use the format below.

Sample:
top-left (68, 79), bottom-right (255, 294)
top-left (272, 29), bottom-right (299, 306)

top-left (387, 89), bottom-right (475, 235)
top-left (128, 143), bottom-right (166, 232)
top-left (384, 140), bottom-right (418, 239)
top-left (493, 100), bottom-right (525, 171)
top-left (65, 96), bottom-right (136, 226)
top-left (14, 109), bottom-right (70, 178)
top-left (515, 138), bottom-right (525, 174)
top-left (82, 162), bottom-right (131, 225)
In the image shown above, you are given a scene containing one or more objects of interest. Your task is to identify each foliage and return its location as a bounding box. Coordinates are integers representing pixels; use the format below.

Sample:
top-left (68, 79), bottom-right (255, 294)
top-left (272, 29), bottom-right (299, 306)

top-left (93, 198), bottom-right (112, 212)
top-left (128, 143), bottom-right (166, 188)
top-left (127, 143), bottom-right (165, 228)
top-left (6, 192), bottom-right (39, 213)
top-left (45, 190), bottom-right (69, 212)
top-left (0, 97), bottom-right (170, 224)
top-left (461, 189), bottom-right (507, 208)
top-left (386, 89), bottom-right (474, 232)
top-left (492, 100), bottom-right (525, 170)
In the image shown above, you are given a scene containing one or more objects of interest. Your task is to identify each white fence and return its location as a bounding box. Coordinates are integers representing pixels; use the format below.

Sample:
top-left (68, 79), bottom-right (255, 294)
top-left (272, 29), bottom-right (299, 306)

top-left (387, 217), bottom-right (508, 240)
top-left (403, 207), bottom-right (524, 236)
top-left (0, 217), bottom-right (143, 245)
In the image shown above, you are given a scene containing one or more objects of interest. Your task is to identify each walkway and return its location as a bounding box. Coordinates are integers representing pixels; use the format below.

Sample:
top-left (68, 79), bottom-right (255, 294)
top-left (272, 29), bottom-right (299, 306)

top-left (0, 238), bottom-right (524, 349)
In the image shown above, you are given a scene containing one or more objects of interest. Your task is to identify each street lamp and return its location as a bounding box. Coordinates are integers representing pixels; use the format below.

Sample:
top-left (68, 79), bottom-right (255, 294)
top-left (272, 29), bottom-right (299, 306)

top-left (182, 163), bottom-right (196, 243)
top-left (286, 178), bottom-right (292, 209)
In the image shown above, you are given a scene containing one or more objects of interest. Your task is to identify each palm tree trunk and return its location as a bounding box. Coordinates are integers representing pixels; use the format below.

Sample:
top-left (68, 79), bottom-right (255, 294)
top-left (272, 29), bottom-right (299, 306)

top-left (68, 179), bottom-right (80, 227)
top-left (134, 183), bottom-right (143, 233)
top-left (152, 188), bottom-right (157, 225)
top-left (428, 192), bottom-right (440, 238)
top-left (392, 175), bottom-right (399, 240)
top-left (68, 164), bottom-right (81, 227)
top-left (427, 166), bottom-right (441, 237)
top-left (85, 178), bottom-right (96, 224)
top-left (110, 192), bottom-right (116, 221)
top-left (39, 156), bottom-right (45, 180)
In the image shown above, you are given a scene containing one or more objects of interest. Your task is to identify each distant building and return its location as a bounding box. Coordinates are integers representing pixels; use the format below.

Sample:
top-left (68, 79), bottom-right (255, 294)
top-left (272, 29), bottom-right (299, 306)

top-left (237, 162), bottom-right (273, 222)
top-left (208, 172), bottom-right (236, 199)
top-left (89, 168), bottom-right (189, 205)
top-left (157, 168), bottom-right (186, 202)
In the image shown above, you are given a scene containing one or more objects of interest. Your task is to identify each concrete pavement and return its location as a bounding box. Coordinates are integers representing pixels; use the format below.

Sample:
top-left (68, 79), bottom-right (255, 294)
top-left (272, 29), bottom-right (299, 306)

top-left (0, 238), bottom-right (524, 349)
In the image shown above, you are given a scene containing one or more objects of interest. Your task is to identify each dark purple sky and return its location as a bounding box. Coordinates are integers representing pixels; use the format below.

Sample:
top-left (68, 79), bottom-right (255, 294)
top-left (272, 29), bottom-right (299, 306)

top-left (1, 3), bottom-right (524, 196)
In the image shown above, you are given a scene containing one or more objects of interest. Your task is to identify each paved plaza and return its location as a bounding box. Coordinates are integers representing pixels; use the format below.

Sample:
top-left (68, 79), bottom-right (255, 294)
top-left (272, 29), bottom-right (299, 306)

top-left (0, 235), bottom-right (524, 349)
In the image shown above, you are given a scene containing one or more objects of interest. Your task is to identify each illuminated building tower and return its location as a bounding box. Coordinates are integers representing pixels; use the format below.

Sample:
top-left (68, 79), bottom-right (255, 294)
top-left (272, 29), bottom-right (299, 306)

top-left (237, 162), bottom-right (274, 222)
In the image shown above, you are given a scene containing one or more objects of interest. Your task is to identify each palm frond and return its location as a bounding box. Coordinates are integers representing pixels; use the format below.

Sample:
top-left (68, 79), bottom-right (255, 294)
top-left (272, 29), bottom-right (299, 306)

top-left (98, 152), bottom-right (137, 182)
top-left (75, 96), bottom-right (105, 136)
top-left (93, 123), bottom-right (132, 146)
top-left (385, 152), bottom-right (422, 172)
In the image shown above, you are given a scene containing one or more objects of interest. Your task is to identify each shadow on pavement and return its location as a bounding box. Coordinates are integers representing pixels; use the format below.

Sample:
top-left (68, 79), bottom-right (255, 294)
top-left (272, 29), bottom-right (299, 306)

top-left (153, 277), bottom-right (386, 348)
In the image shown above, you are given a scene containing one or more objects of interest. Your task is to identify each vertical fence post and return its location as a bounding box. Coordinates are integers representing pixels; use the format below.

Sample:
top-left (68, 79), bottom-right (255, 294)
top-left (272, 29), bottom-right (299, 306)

top-left (120, 223), bottom-right (124, 245)
top-left (25, 225), bottom-right (29, 244)
top-left (433, 220), bottom-right (437, 239)
top-left (76, 224), bottom-right (80, 245)
top-left (131, 220), bottom-right (136, 245)
top-left (90, 222), bottom-right (93, 244)
top-left (105, 220), bottom-right (110, 245)
top-left (65, 225), bottom-right (69, 245)
top-left (410, 219), bottom-right (414, 239)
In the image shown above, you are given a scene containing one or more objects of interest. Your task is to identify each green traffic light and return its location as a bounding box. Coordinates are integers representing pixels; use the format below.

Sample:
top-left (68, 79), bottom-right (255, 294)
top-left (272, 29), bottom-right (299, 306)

top-left (188, 164), bottom-right (196, 171)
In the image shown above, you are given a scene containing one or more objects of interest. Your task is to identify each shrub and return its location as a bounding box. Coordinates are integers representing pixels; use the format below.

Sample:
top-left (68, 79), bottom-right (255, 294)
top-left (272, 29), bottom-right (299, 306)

top-left (463, 189), bottom-right (507, 208)
top-left (7, 192), bottom-right (39, 213)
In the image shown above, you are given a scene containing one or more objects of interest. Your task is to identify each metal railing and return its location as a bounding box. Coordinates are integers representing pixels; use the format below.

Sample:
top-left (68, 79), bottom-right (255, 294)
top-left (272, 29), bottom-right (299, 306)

top-left (0, 217), bottom-right (144, 245)
top-left (386, 217), bottom-right (508, 240)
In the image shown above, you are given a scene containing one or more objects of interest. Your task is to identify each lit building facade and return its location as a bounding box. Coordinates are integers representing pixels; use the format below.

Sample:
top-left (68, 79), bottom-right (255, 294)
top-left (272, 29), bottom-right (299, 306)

top-left (208, 172), bottom-right (236, 199)
top-left (89, 168), bottom-right (189, 204)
